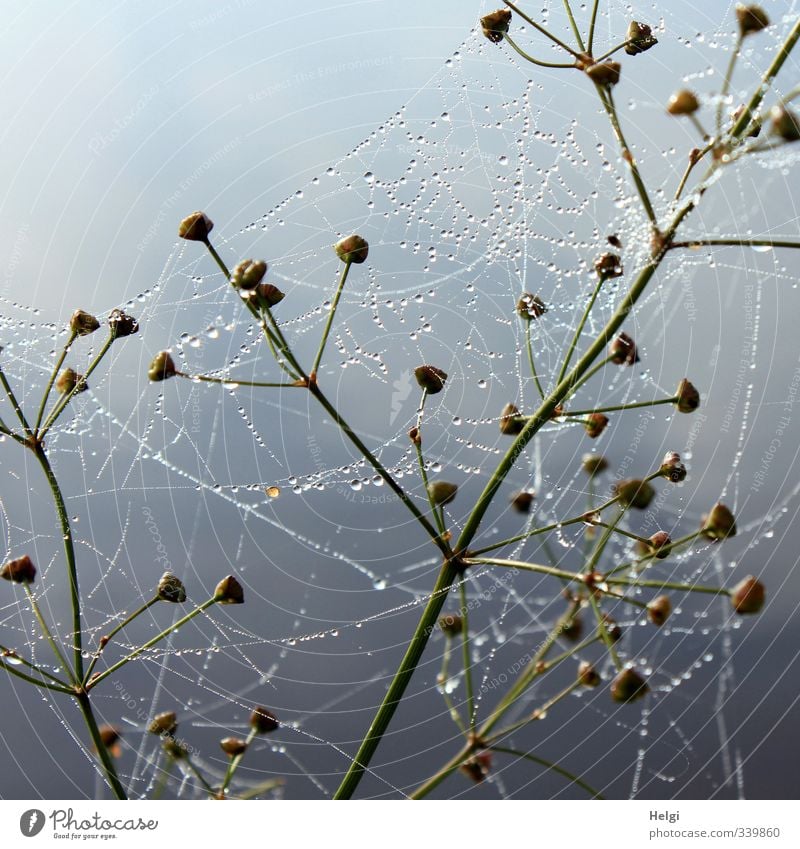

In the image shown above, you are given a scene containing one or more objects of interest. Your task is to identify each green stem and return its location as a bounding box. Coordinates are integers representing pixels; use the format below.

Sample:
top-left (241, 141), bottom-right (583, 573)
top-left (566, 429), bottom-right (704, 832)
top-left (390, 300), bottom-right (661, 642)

top-left (311, 259), bottom-right (352, 378)
top-left (525, 321), bottom-right (546, 399)
top-left (220, 727), bottom-right (257, 795)
top-left (236, 777), bottom-right (286, 799)
top-left (407, 743), bottom-right (473, 799)
top-left (674, 143), bottom-right (714, 201)
top-left (76, 691), bottom-right (127, 799)
top-left (565, 396), bottom-right (677, 416)
top-left (584, 506), bottom-right (625, 574)
top-left (24, 584), bottom-right (75, 686)
top-left (486, 679), bottom-right (582, 740)
top-left (34, 330), bottom-right (77, 434)
top-left (183, 755), bottom-right (216, 795)
top-left (439, 636), bottom-right (468, 734)
top-left (717, 34), bottom-right (742, 138)
top-left (0, 643), bottom-right (71, 687)
top-left (505, 34), bottom-right (577, 68)
top-left (587, 592), bottom-right (622, 669)
top-left (671, 238), bottom-right (800, 250)
top-left (490, 746), bottom-right (604, 799)
top-left (502, 1), bottom-right (583, 58)
top-left (689, 114), bottom-right (710, 142)
top-left (594, 40), bottom-right (635, 62)
top-left (466, 557), bottom-right (585, 584)
top-left (177, 372), bottom-right (300, 389)
top-left (603, 530), bottom-right (702, 576)
top-left (557, 273), bottom-right (608, 385)
top-left (459, 581), bottom-right (476, 730)
top-left (0, 656), bottom-right (73, 693)
top-left (587, 0), bottom-right (600, 53)
top-left (607, 577), bottom-right (729, 595)
top-left (561, 0), bottom-right (585, 51)
top-left (0, 367), bottom-right (32, 434)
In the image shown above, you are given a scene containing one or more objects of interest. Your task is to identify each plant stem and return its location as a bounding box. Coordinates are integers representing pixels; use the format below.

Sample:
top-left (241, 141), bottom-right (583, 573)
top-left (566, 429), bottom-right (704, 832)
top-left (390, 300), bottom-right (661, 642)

top-left (311, 259), bottom-right (352, 378)
top-left (0, 643), bottom-right (71, 687)
top-left (408, 742), bottom-right (473, 799)
top-left (566, 396), bottom-right (677, 416)
top-left (671, 238), bottom-right (800, 250)
top-left (594, 40), bottom-right (635, 62)
top-left (458, 581), bottom-right (476, 730)
top-left (439, 636), bottom-right (467, 734)
top-left (23, 586), bottom-right (75, 684)
top-left (502, 1), bottom-right (583, 58)
top-left (557, 273), bottom-right (607, 385)
top-left (586, 592), bottom-right (622, 669)
top-left (220, 727), bottom-right (258, 795)
top-left (674, 143), bottom-right (714, 201)
top-left (607, 577), bottom-right (729, 595)
top-left (75, 690), bottom-right (127, 799)
top-left (717, 34), bottom-right (742, 138)
top-left (587, 0), bottom-right (600, 54)
top-left (0, 656), bottom-right (73, 693)
top-left (505, 34), bottom-right (577, 69)
top-left (525, 321), bottom-right (546, 399)
top-left (561, 0), bottom-right (585, 51)
top-left (490, 746), bottom-right (604, 798)
top-left (183, 755), bottom-right (216, 795)
top-left (0, 367), bottom-right (32, 435)
top-left (178, 372), bottom-right (300, 389)
top-left (467, 557), bottom-right (585, 584)
top-left (34, 330), bottom-right (77, 434)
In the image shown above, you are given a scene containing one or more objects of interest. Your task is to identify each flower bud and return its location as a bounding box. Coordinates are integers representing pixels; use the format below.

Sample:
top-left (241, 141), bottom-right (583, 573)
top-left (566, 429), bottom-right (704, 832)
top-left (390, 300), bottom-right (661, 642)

top-left (428, 480), bottom-right (458, 506)
top-left (250, 707), bottom-right (279, 734)
top-left (408, 426), bottom-right (421, 446)
top-left (586, 61), bottom-right (621, 87)
top-left (480, 10), bottom-right (511, 43)
top-left (614, 478), bottom-right (655, 510)
top-left (178, 211), bottom-right (213, 242)
top-left (510, 491), bottom-right (535, 513)
top-left (414, 365), bottom-right (447, 394)
top-left (516, 293), bottom-right (546, 320)
top-left (578, 661), bottom-right (601, 687)
top-left (98, 725), bottom-right (122, 757)
top-left (108, 309), bottom-right (139, 339)
top-left (701, 502), bottom-right (737, 540)
top-left (561, 614), bottom-right (583, 643)
top-left (600, 614), bottom-right (622, 642)
top-left (584, 413), bottom-right (609, 439)
top-left (609, 332), bottom-right (640, 365)
top-left (770, 104), bottom-right (800, 142)
top-left (594, 252), bottom-right (623, 278)
top-left (158, 572), bottom-right (187, 603)
top-left (220, 737), bottom-right (248, 757)
top-left (438, 614), bottom-right (464, 636)
top-left (148, 351), bottom-right (177, 382)
top-left (675, 378), bottom-right (700, 413)
top-left (736, 5), bottom-right (769, 37)
top-left (460, 751), bottom-right (492, 783)
top-left (163, 738), bottom-right (188, 759)
top-left (610, 667), bottom-right (649, 703)
top-left (251, 283), bottom-right (285, 309)
top-left (660, 451), bottom-right (687, 483)
top-left (70, 309), bottom-right (100, 336)
top-left (214, 575), bottom-right (245, 604)
top-left (230, 259), bottom-right (267, 290)
top-left (647, 594), bottom-right (672, 626)
top-left (648, 531), bottom-right (672, 559)
top-left (582, 453), bottom-right (608, 476)
top-left (55, 367), bottom-right (86, 395)
top-left (625, 21), bottom-right (658, 55)
top-left (730, 575), bottom-right (765, 614)
top-left (148, 711), bottom-right (178, 737)
top-left (667, 90), bottom-right (700, 116)
top-left (334, 234), bottom-right (369, 264)
top-left (499, 402), bottom-right (524, 435)
top-left (1, 555), bottom-right (36, 584)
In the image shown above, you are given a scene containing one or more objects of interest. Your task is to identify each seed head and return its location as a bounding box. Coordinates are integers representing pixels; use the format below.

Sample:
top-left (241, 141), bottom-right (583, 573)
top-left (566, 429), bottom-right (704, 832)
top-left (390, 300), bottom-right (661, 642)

top-left (220, 737), bottom-right (248, 757)
top-left (586, 61), bottom-right (621, 87)
top-left (648, 531), bottom-right (672, 559)
top-left (701, 502), bottom-right (737, 540)
top-left (610, 667), bottom-right (649, 703)
top-left (608, 332), bottom-right (640, 365)
top-left (625, 21), bottom-right (658, 55)
top-left (499, 402), bottom-right (524, 435)
top-left (250, 706), bottom-right (279, 734)
top-left (414, 365), bottom-right (448, 394)
top-left (70, 309), bottom-right (100, 336)
top-left (214, 575), bottom-right (245, 604)
top-left (428, 480), bottom-right (458, 506)
top-left (647, 594), bottom-right (672, 626)
top-left (148, 351), bottom-right (177, 382)
top-left (230, 259), bottom-right (267, 290)
top-left (584, 413), bottom-right (609, 439)
top-left (163, 738), bottom-right (188, 759)
top-left (582, 453), bottom-right (608, 476)
top-left (480, 10), bottom-right (511, 43)
top-left (56, 367), bottom-right (86, 395)
top-left (770, 104), bottom-right (800, 142)
top-left (578, 661), bottom-right (601, 687)
top-left (438, 614), bottom-right (464, 636)
top-left (108, 309), bottom-right (139, 339)
top-left (158, 572), bottom-right (187, 603)
top-left (667, 89), bottom-right (700, 116)
top-left (675, 378), bottom-right (700, 413)
top-left (516, 293), bottom-right (546, 320)
top-left (660, 451), bottom-right (687, 483)
top-left (148, 711), bottom-right (178, 737)
top-left (561, 614), bottom-right (583, 643)
top-left (736, 5), bottom-right (769, 37)
top-left (510, 490), bottom-right (535, 513)
top-left (334, 234), bottom-right (369, 264)
top-left (594, 252), bottom-right (623, 279)
top-left (178, 211), bottom-right (213, 242)
top-left (614, 478), bottom-right (655, 510)
top-left (730, 575), bottom-right (765, 614)
top-left (0, 555), bottom-right (37, 584)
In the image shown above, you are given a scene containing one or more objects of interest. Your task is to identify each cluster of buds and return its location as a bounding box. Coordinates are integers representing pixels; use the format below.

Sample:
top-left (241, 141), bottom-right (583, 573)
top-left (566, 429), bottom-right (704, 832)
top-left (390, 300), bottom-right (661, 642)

top-left (480, 9), bottom-right (511, 43)
top-left (609, 332), bottom-right (640, 365)
top-left (334, 234), bottom-right (369, 264)
top-left (148, 351), bottom-right (177, 382)
top-left (438, 613), bottom-right (464, 636)
top-left (614, 478), bottom-right (655, 509)
top-left (660, 451), bottom-right (687, 483)
top-left (584, 413), bottom-right (609, 439)
top-left (510, 490), bottom-right (535, 513)
top-left (414, 365), bottom-right (448, 394)
top-left (499, 402), bottom-right (524, 436)
top-left (625, 21), bottom-right (658, 55)
top-left (516, 293), bottom-right (547, 321)
top-left (214, 575), bottom-right (245, 604)
top-left (0, 554), bottom-right (37, 584)
top-left (157, 572), bottom-right (187, 603)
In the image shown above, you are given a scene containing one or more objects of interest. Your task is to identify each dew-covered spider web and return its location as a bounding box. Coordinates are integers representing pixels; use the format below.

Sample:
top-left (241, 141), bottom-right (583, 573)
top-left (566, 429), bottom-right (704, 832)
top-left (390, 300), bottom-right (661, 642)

top-left (2, 2), bottom-right (800, 800)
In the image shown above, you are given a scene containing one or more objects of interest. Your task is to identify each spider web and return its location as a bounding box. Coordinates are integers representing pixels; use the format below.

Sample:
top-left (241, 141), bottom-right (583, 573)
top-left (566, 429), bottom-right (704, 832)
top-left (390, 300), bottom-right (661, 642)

top-left (2, 1), bottom-right (800, 799)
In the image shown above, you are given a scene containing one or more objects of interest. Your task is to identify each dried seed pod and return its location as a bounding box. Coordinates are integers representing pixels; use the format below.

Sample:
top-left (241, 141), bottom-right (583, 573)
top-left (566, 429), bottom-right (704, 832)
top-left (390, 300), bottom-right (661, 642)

top-left (70, 309), bottom-right (100, 336)
top-left (428, 480), bottom-right (458, 506)
top-left (334, 234), bottom-right (369, 264)
top-left (667, 89), bottom-right (700, 116)
top-left (480, 9), bottom-right (511, 43)
top-left (438, 614), bottom-right (464, 636)
top-left (586, 61), bottom-right (621, 87)
top-left (736, 5), bottom-right (769, 37)
top-left (55, 367), bottom-right (86, 395)
top-left (414, 365), bottom-right (448, 394)
top-left (730, 575), bottom-right (765, 614)
top-left (770, 104), bottom-right (800, 142)
top-left (582, 453), bottom-right (608, 476)
top-left (660, 451), bottom-right (687, 483)
top-left (148, 351), bottom-right (177, 382)
top-left (148, 711), bottom-right (178, 737)
top-left (510, 491), bottom-right (535, 513)
top-left (578, 661), bottom-right (601, 688)
top-left (250, 706), bottom-right (279, 734)
top-left (608, 332), bottom-right (640, 365)
top-left (108, 309), bottom-right (139, 339)
top-left (648, 531), bottom-right (672, 559)
top-left (230, 259), bottom-right (267, 290)
top-left (460, 751), bottom-right (492, 782)
top-left (178, 211), bottom-right (213, 241)
top-left (516, 293), bottom-right (547, 320)
top-left (614, 478), bottom-right (655, 509)
top-left (701, 502), bottom-right (737, 540)
top-left (647, 595), bottom-right (672, 626)
top-left (584, 413), bottom-right (609, 439)
top-left (220, 737), bottom-right (248, 757)
top-left (594, 252), bottom-right (623, 278)
top-left (0, 555), bottom-right (36, 584)
top-left (610, 667), bottom-right (649, 703)
top-left (214, 575), bottom-right (245, 604)
top-left (499, 402), bottom-right (524, 435)
top-left (675, 378), bottom-right (700, 413)
top-left (625, 21), bottom-right (658, 55)
top-left (158, 572), bottom-right (187, 603)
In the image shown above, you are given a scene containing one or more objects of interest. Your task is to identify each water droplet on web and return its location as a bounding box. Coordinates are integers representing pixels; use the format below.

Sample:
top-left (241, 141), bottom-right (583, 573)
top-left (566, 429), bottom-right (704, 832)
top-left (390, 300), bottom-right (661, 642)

top-left (349, 480), bottom-right (362, 491)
